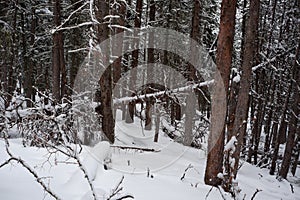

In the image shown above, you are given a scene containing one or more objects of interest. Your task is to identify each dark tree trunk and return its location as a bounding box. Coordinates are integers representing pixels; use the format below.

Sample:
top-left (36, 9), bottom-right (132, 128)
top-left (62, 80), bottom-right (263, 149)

top-left (52, 0), bottom-right (65, 102)
top-left (112, 2), bottom-right (126, 87)
top-left (269, 122), bottom-right (279, 175)
top-left (279, 41), bottom-right (300, 179)
top-left (145, 0), bottom-right (156, 130)
top-left (270, 80), bottom-right (292, 175)
top-left (154, 105), bottom-right (160, 142)
top-left (126, 0), bottom-right (143, 123)
top-left (97, 0), bottom-right (115, 143)
top-left (291, 133), bottom-right (300, 176)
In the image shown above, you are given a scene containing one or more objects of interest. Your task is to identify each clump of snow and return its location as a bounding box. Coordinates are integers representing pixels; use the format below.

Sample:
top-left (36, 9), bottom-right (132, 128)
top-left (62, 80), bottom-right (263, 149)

top-left (75, 141), bottom-right (111, 181)
top-left (217, 173), bottom-right (224, 179)
top-left (224, 136), bottom-right (237, 152)
top-left (233, 74), bottom-right (241, 83)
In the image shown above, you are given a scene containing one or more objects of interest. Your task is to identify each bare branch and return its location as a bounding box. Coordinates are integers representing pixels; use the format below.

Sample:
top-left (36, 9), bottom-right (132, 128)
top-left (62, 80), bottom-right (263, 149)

top-left (251, 189), bottom-right (262, 200)
top-left (4, 138), bottom-right (61, 200)
top-left (106, 176), bottom-right (134, 200)
top-left (180, 164), bottom-right (193, 181)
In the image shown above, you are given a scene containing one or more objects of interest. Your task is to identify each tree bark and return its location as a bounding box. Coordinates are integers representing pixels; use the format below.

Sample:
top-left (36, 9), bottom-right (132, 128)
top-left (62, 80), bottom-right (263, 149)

top-left (279, 41), bottom-right (300, 179)
top-left (126, 0), bottom-right (143, 123)
top-left (204, 0), bottom-right (237, 187)
top-left (52, 0), bottom-right (65, 102)
top-left (97, 0), bottom-right (115, 143)
top-left (145, 0), bottom-right (156, 130)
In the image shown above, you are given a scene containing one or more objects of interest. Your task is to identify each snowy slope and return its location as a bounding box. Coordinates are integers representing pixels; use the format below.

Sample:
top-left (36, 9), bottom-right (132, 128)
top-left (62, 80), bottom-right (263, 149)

top-left (0, 111), bottom-right (299, 200)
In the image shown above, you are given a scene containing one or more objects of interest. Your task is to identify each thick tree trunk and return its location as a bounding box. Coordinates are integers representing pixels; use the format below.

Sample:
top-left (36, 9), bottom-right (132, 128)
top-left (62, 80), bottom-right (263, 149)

top-left (204, 0), bottom-right (237, 187)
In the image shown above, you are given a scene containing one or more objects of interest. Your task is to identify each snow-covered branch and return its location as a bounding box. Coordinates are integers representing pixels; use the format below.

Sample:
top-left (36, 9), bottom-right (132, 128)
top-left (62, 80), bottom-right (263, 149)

top-left (252, 47), bottom-right (296, 72)
top-left (113, 80), bottom-right (214, 104)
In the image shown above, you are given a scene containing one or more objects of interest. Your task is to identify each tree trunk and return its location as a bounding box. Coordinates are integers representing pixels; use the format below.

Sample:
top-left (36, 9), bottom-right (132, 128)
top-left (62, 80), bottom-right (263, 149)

top-left (269, 81), bottom-right (292, 175)
top-left (279, 41), bottom-right (300, 179)
top-left (145, 0), bottom-right (156, 130)
top-left (224, 0), bottom-right (260, 190)
top-left (154, 104), bottom-right (160, 142)
top-left (204, 0), bottom-right (237, 187)
top-left (52, 0), bottom-right (65, 102)
top-left (97, 0), bottom-right (115, 143)
top-left (291, 132), bottom-right (300, 176)
top-left (183, 0), bottom-right (201, 146)
top-left (126, 0), bottom-right (143, 123)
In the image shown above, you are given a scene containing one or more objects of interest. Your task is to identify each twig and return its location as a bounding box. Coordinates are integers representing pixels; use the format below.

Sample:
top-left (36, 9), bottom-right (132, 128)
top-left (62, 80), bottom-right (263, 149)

top-left (180, 164), bottom-right (193, 181)
top-left (44, 142), bottom-right (97, 200)
top-left (107, 176), bottom-right (124, 199)
top-left (107, 176), bottom-right (134, 200)
top-left (74, 154), bottom-right (98, 200)
top-left (217, 186), bottom-right (227, 200)
top-left (4, 138), bottom-right (61, 200)
top-left (290, 184), bottom-right (294, 194)
top-left (111, 145), bottom-right (160, 152)
top-left (250, 189), bottom-right (262, 200)
top-left (116, 195), bottom-right (134, 200)
top-left (205, 186), bottom-right (214, 199)
top-left (205, 186), bottom-right (214, 200)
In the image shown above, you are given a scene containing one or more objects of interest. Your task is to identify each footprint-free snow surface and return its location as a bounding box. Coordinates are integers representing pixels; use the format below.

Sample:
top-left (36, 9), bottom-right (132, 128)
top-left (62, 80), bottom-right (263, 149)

top-left (0, 111), bottom-right (299, 200)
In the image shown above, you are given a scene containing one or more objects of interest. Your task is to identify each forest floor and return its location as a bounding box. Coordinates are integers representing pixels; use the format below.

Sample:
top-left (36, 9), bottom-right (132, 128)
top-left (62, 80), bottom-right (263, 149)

top-left (0, 110), bottom-right (299, 200)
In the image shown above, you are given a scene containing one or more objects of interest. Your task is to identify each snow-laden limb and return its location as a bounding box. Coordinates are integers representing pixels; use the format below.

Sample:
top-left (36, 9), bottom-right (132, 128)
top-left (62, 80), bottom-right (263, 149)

top-left (50, 0), bottom-right (100, 34)
top-left (113, 80), bottom-right (214, 104)
top-left (68, 47), bottom-right (89, 53)
top-left (89, 0), bottom-right (99, 24)
top-left (104, 15), bottom-right (120, 20)
top-left (1, 138), bottom-right (61, 200)
top-left (51, 22), bottom-right (96, 33)
top-left (108, 25), bottom-right (134, 32)
top-left (107, 24), bottom-right (133, 33)
top-left (252, 47), bottom-right (296, 71)
top-left (52, 1), bottom-right (89, 33)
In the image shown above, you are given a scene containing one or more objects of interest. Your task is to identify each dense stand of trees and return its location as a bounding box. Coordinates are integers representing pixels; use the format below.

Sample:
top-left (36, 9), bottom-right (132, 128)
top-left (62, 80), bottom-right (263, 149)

top-left (0, 0), bottom-right (299, 196)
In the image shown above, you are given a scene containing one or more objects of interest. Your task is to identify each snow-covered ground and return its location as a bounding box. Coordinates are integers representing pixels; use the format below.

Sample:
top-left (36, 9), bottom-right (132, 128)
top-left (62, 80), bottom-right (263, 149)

top-left (0, 111), bottom-right (299, 200)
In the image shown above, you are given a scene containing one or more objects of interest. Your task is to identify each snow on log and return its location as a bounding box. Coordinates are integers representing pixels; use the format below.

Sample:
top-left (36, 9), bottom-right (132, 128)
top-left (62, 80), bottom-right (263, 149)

top-left (113, 80), bottom-right (214, 105)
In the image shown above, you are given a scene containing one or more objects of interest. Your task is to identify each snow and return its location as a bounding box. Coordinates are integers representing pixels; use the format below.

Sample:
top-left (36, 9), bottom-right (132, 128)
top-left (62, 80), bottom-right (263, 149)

top-left (224, 136), bottom-right (237, 152)
top-left (233, 74), bottom-right (240, 83)
top-left (0, 111), bottom-right (300, 200)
